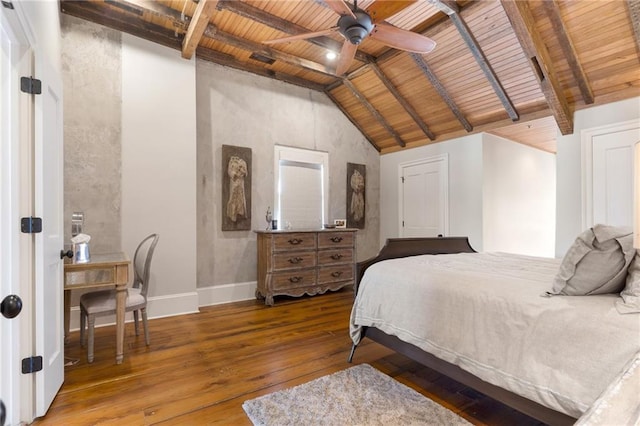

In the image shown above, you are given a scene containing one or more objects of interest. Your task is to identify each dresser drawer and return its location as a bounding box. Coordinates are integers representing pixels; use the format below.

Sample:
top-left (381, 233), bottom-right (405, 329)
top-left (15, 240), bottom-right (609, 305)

top-left (318, 231), bottom-right (354, 249)
top-left (318, 264), bottom-right (353, 284)
top-left (271, 269), bottom-right (317, 290)
top-left (273, 251), bottom-right (317, 271)
top-left (273, 233), bottom-right (317, 251)
top-left (317, 248), bottom-right (354, 266)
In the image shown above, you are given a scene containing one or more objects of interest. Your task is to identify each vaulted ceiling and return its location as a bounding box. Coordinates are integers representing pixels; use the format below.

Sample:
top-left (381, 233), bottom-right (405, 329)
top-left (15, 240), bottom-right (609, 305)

top-left (60, 0), bottom-right (640, 154)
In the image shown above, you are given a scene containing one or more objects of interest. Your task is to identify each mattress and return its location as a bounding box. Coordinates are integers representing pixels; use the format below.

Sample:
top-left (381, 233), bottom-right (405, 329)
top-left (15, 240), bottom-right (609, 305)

top-left (349, 252), bottom-right (640, 417)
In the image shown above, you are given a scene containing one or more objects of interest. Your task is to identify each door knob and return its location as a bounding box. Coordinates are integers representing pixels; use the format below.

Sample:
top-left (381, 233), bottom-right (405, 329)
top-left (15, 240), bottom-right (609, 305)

top-left (1, 399), bottom-right (6, 426)
top-left (60, 249), bottom-right (73, 259)
top-left (1, 295), bottom-right (22, 319)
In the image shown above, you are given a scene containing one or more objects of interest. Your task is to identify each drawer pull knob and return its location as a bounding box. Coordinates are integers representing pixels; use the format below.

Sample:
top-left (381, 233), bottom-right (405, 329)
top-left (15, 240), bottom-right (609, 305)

top-left (288, 238), bottom-right (303, 245)
top-left (289, 276), bottom-right (303, 283)
top-left (288, 257), bottom-right (303, 264)
top-left (331, 254), bottom-right (343, 260)
top-left (331, 271), bottom-right (343, 278)
top-left (330, 236), bottom-right (343, 243)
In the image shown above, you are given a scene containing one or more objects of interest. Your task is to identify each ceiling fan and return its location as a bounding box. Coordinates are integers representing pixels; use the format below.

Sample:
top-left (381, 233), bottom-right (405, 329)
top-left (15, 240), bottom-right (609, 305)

top-left (263, 0), bottom-right (437, 76)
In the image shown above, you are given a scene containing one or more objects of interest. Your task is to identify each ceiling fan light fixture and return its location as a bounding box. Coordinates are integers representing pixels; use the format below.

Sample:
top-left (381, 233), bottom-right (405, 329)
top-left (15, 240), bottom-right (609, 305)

top-left (337, 11), bottom-right (373, 45)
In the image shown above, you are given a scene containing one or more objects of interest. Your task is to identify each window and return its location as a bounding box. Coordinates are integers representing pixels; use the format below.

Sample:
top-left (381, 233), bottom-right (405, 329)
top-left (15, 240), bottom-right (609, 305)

top-left (274, 146), bottom-right (329, 230)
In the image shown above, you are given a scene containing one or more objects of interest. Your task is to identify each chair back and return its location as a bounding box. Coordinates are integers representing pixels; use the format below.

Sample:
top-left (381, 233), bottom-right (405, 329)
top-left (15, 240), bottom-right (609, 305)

top-left (132, 234), bottom-right (159, 298)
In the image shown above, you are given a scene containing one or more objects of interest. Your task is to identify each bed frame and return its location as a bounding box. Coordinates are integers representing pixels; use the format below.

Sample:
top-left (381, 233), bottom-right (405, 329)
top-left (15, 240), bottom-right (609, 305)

top-left (348, 237), bottom-right (576, 426)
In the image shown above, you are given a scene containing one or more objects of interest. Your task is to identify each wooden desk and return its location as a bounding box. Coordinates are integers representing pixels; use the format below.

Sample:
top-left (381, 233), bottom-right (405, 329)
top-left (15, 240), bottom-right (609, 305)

top-left (64, 252), bottom-right (130, 364)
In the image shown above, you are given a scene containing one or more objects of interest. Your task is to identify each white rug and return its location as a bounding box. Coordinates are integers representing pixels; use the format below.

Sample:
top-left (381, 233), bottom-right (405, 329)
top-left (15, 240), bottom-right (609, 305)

top-left (242, 363), bottom-right (471, 426)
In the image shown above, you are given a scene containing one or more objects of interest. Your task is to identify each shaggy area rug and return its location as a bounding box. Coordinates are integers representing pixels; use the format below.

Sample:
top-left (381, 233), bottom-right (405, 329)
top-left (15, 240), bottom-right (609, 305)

top-left (242, 364), bottom-right (471, 426)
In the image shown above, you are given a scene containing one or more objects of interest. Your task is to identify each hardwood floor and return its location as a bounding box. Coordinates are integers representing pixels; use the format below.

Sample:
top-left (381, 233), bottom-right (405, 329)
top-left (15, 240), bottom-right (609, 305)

top-left (36, 289), bottom-right (544, 425)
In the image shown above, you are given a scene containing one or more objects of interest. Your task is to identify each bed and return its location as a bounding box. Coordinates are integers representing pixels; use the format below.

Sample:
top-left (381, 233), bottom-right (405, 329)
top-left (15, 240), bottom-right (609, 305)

top-left (348, 237), bottom-right (640, 425)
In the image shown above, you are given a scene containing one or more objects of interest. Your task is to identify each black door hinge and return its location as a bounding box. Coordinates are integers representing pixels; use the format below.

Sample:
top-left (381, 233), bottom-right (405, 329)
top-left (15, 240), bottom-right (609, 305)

top-left (21, 217), bottom-right (42, 233)
top-left (22, 356), bottom-right (43, 374)
top-left (20, 77), bottom-right (41, 95)
top-left (1, 1), bottom-right (14, 9)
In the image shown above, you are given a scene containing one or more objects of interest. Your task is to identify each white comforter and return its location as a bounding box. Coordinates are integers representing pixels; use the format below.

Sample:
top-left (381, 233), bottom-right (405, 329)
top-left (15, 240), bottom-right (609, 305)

top-left (349, 252), bottom-right (640, 418)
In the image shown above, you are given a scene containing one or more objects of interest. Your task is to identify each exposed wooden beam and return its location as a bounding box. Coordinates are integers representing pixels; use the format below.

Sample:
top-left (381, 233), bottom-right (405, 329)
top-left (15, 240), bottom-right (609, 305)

top-left (410, 53), bottom-right (473, 132)
top-left (203, 25), bottom-right (336, 77)
top-left (626, 0), bottom-right (640, 55)
top-left (61, 0), bottom-right (182, 50)
top-left (342, 79), bottom-right (406, 147)
top-left (196, 47), bottom-right (326, 92)
top-left (119, 0), bottom-right (187, 30)
top-left (61, 0), bottom-right (326, 93)
top-left (368, 63), bottom-right (436, 141)
top-left (541, 0), bottom-right (594, 104)
top-left (500, 0), bottom-right (573, 135)
top-left (182, 0), bottom-right (219, 59)
top-left (103, 0), bottom-right (335, 76)
top-left (217, 0), bottom-right (373, 64)
top-left (431, 0), bottom-right (519, 121)
top-left (324, 91), bottom-right (381, 152)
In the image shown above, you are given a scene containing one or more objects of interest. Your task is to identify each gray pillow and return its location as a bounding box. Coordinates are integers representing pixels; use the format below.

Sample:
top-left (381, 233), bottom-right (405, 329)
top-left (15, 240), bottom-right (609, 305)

top-left (548, 224), bottom-right (634, 296)
top-left (616, 251), bottom-right (640, 314)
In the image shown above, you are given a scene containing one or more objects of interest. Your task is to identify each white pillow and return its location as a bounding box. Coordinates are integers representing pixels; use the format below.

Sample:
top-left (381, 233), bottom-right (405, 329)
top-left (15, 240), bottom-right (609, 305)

top-left (616, 251), bottom-right (640, 314)
top-left (548, 224), bottom-right (634, 296)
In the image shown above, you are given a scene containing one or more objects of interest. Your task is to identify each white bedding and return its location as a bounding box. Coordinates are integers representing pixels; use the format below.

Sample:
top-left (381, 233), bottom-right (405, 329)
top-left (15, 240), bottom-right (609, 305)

top-left (349, 252), bottom-right (640, 418)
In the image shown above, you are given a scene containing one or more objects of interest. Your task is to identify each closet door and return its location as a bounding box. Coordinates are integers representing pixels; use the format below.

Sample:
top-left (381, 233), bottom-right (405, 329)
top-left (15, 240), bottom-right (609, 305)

top-left (583, 120), bottom-right (640, 228)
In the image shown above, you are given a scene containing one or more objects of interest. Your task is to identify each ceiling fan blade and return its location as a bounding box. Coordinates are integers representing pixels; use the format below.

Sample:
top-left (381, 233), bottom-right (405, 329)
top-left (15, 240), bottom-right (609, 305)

top-left (369, 23), bottom-right (436, 53)
top-left (325, 0), bottom-right (356, 18)
top-left (365, 0), bottom-right (418, 24)
top-left (263, 27), bottom-right (338, 45)
top-left (336, 42), bottom-right (357, 76)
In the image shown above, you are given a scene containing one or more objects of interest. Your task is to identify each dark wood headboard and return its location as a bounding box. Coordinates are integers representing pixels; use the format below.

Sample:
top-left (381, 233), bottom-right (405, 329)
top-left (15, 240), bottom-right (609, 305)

top-left (355, 237), bottom-right (476, 294)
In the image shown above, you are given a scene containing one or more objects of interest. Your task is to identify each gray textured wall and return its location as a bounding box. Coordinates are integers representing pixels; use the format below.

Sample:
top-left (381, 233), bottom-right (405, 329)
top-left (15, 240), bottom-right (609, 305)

top-left (196, 61), bottom-right (380, 289)
top-left (61, 15), bottom-right (122, 253)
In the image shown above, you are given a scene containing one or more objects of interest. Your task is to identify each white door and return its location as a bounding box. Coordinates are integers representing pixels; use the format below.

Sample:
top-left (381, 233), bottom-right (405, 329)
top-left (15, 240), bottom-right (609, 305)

top-left (399, 155), bottom-right (449, 237)
top-left (592, 130), bottom-right (637, 226)
top-left (583, 120), bottom-right (640, 228)
top-left (33, 55), bottom-right (65, 416)
top-left (1, 7), bottom-right (34, 424)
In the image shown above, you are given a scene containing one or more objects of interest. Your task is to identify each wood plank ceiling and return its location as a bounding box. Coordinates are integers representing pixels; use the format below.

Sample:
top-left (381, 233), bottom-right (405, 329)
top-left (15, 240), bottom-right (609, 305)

top-left (60, 0), bottom-right (640, 154)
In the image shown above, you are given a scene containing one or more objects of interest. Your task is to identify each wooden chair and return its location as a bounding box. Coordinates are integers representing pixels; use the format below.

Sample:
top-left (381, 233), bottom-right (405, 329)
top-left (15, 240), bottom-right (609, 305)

top-left (79, 234), bottom-right (159, 363)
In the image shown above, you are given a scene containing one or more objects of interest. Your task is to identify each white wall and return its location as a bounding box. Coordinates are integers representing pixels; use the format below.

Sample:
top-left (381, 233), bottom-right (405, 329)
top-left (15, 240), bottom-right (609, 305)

top-left (482, 134), bottom-right (556, 257)
top-left (555, 97), bottom-right (640, 256)
top-left (121, 34), bottom-right (198, 316)
top-left (380, 134), bottom-right (484, 251)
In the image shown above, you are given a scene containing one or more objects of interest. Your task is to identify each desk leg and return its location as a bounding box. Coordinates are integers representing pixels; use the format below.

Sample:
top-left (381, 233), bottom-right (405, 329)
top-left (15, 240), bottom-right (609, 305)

top-left (64, 290), bottom-right (71, 345)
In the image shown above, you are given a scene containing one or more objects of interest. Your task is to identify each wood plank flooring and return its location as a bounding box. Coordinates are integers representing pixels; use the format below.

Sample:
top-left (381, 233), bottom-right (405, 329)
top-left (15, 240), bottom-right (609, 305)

top-left (35, 289), bottom-right (544, 425)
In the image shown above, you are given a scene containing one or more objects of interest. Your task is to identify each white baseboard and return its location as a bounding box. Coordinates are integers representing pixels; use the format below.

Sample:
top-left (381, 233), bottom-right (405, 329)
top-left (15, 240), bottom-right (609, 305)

top-left (68, 291), bottom-right (200, 332)
top-left (197, 281), bottom-right (257, 307)
top-left (67, 283), bottom-right (257, 331)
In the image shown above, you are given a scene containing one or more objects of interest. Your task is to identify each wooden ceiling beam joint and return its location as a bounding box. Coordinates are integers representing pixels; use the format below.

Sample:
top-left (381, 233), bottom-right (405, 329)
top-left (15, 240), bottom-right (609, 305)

top-left (182, 0), bottom-right (219, 59)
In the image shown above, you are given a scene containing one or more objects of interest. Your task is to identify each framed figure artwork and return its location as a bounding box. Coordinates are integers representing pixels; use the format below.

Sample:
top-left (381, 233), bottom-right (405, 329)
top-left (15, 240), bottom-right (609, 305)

top-left (347, 162), bottom-right (365, 229)
top-left (222, 145), bottom-right (252, 231)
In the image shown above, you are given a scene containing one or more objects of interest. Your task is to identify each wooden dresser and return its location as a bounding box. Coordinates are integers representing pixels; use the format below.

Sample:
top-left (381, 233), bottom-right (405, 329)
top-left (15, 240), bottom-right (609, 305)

top-left (255, 229), bottom-right (357, 305)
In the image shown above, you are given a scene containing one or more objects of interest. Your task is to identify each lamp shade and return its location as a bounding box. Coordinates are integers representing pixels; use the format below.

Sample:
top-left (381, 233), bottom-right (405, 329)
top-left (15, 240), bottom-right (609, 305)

top-left (635, 141), bottom-right (640, 249)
